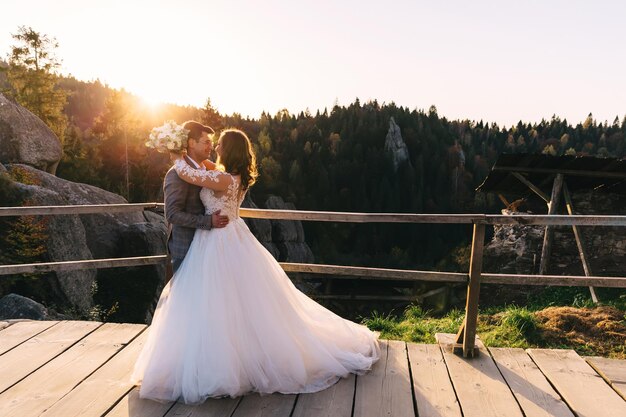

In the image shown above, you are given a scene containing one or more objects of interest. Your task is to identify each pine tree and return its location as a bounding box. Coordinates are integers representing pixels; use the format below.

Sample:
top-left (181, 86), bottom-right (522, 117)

top-left (4, 26), bottom-right (67, 143)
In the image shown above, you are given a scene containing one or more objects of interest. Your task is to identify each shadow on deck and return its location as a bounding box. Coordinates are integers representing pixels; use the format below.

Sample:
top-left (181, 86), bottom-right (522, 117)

top-left (0, 320), bottom-right (624, 417)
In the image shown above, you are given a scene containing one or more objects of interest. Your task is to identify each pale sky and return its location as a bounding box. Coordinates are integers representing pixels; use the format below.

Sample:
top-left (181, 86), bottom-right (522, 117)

top-left (1, 0), bottom-right (624, 127)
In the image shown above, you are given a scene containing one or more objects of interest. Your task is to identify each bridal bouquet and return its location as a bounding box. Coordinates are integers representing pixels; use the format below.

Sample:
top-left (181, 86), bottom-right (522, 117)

top-left (145, 120), bottom-right (189, 153)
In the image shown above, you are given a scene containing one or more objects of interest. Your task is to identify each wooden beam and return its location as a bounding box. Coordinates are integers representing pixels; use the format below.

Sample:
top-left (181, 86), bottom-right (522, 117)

top-left (244, 209), bottom-right (626, 226)
top-left (312, 295), bottom-right (421, 302)
top-left (539, 174), bottom-right (564, 275)
top-left (480, 273), bottom-right (626, 288)
top-left (494, 165), bottom-right (626, 179)
top-left (455, 223), bottom-right (485, 358)
top-left (485, 214), bottom-right (626, 226)
top-left (498, 194), bottom-right (511, 207)
top-left (0, 203), bottom-right (161, 217)
top-left (0, 255), bottom-right (168, 276)
top-left (241, 208), bottom-right (482, 224)
top-left (0, 204), bottom-right (624, 226)
top-left (279, 262), bottom-right (467, 283)
top-left (510, 172), bottom-right (551, 203)
top-left (563, 182), bottom-right (599, 302)
top-left (2, 256), bottom-right (624, 288)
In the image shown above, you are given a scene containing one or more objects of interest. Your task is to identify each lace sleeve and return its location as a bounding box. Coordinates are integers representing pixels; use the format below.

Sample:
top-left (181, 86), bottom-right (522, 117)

top-left (174, 159), bottom-right (234, 191)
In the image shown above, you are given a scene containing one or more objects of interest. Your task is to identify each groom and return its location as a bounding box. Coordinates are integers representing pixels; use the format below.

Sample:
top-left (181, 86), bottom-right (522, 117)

top-left (164, 120), bottom-right (229, 276)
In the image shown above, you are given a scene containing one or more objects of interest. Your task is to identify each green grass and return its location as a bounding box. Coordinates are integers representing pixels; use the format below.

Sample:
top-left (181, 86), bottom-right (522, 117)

top-left (361, 305), bottom-right (464, 344)
top-left (360, 291), bottom-right (626, 358)
top-left (361, 304), bottom-right (538, 347)
top-left (479, 306), bottom-right (539, 348)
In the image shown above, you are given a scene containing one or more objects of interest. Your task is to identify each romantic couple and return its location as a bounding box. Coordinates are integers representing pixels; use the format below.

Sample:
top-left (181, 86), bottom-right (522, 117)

top-left (131, 121), bottom-right (380, 404)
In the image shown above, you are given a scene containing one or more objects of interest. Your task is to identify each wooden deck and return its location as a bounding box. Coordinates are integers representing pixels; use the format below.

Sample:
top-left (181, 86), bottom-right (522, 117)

top-left (0, 320), bottom-right (624, 417)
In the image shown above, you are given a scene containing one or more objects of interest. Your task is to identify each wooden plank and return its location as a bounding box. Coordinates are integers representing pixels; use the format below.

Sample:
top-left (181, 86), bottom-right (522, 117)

top-left (0, 320), bottom-right (101, 393)
top-left (0, 203), bottom-right (160, 216)
top-left (585, 356), bottom-right (626, 401)
top-left (230, 393), bottom-right (296, 417)
top-left (354, 340), bottom-right (414, 417)
top-left (39, 325), bottom-right (148, 417)
top-left (165, 396), bottom-right (242, 417)
top-left (563, 182), bottom-right (599, 302)
top-left (493, 165), bottom-right (626, 179)
top-left (455, 223), bottom-right (485, 357)
top-left (498, 194), bottom-right (511, 207)
top-left (244, 209), bottom-right (626, 226)
top-left (241, 208), bottom-right (482, 224)
top-left (0, 255), bottom-right (168, 276)
top-left (406, 343), bottom-right (461, 417)
top-left (0, 320), bottom-right (59, 355)
top-left (436, 333), bottom-right (523, 417)
top-left (0, 322), bottom-right (9, 331)
top-left (291, 374), bottom-right (355, 417)
top-left (2, 203), bottom-right (625, 226)
top-left (489, 348), bottom-right (574, 417)
top-left (480, 273), bottom-right (626, 288)
top-left (280, 263), bottom-right (467, 283)
top-left (104, 387), bottom-right (173, 417)
top-left (312, 295), bottom-right (422, 301)
top-left (0, 323), bottom-right (143, 417)
top-left (528, 349), bottom-right (626, 417)
top-left (3, 258), bottom-right (625, 288)
top-left (485, 214), bottom-right (626, 227)
top-left (511, 172), bottom-right (551, 203)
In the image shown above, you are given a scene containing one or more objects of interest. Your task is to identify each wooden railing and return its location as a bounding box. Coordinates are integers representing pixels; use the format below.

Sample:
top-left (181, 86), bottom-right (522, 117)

top-left (1, 203), bottom-right (625, 358)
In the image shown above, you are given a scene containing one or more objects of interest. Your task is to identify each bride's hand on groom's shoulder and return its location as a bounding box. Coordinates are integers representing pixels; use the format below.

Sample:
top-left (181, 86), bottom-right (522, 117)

top-left (202, 160), bottom-right (217, 170)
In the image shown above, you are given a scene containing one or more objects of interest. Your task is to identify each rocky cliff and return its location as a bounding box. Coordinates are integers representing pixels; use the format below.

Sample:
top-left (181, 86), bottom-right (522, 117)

top-left (384, 117), bottom-right (411, 172)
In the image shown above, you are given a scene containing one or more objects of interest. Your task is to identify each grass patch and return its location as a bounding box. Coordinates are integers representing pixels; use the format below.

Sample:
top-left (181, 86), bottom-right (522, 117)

top-left (479, 306), bottom-right (539, 349)
top-left (361, 301), bottom-right (626, 358)
top-left (361, 305), bottom-right (464, 344)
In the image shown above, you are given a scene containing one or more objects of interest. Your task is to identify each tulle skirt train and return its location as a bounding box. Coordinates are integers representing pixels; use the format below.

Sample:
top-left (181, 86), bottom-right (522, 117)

top-left (131, 218), bottom-right (380, 404)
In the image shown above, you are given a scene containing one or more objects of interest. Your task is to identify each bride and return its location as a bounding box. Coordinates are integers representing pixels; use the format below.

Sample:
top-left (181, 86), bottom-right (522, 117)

top-left (131, 128), bottom-right (380, 404)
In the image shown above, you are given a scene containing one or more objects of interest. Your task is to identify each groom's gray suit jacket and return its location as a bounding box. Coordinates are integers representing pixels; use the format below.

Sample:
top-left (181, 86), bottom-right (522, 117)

top-left (164, 155), bottom-right (213, 261)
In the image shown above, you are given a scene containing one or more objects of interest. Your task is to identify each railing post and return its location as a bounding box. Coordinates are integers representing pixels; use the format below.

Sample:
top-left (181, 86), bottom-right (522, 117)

top-left (455, 222), bottom-right (486, 358)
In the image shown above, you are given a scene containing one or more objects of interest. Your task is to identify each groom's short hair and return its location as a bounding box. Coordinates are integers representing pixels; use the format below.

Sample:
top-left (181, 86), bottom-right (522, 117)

top-left (182, 121), bottom-right (215, 143)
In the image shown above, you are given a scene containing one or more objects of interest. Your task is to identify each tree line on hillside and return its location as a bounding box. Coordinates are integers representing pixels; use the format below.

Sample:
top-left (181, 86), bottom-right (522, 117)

top-left (1, 26), bottom-right (625, 271)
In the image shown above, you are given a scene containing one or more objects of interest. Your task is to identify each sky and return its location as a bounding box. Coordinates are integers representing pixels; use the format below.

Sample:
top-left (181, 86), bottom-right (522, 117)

top-left (1, 0), bottom-right (625, 127)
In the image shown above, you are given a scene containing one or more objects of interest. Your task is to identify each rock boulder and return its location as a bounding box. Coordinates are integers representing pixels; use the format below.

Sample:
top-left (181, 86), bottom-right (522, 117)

top-left (0, 293), bottom-right (69, 320)
top-left (0, 93), bottom-right (62, 175)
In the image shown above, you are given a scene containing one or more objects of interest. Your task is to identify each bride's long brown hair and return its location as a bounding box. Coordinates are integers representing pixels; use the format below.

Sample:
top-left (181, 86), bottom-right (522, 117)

top-left (216, 129), bottom-right (258, 192)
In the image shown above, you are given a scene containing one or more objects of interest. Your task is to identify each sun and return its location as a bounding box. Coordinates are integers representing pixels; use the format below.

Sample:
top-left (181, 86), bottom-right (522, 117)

top-left (138, 94), bottom-right (164, 111)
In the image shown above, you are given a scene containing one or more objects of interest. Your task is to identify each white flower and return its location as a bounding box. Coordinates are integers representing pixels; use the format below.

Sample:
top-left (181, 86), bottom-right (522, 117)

top-left (146, 120), bottom-right (189, 153)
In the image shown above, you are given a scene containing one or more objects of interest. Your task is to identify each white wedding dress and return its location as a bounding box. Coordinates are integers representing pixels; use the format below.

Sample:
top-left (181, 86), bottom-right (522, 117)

top-left (131, 161), bottom-right (380, 404)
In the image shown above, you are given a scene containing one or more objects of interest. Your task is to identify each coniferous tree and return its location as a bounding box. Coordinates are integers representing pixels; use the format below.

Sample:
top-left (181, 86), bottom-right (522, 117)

top-left (4, 26), bottom-right (67, 143)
